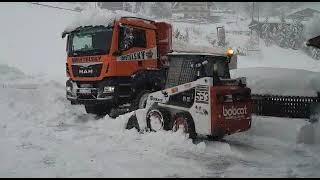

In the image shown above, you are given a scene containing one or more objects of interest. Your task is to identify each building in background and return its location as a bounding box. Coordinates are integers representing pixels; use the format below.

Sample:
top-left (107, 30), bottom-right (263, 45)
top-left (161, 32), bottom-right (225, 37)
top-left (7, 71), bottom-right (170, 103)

top-left (172, 2), bottom-right (216, 19)
top-left (98, 2), bottom-right (124, 11)
top-left (286, 8), bottom-right (320, 21)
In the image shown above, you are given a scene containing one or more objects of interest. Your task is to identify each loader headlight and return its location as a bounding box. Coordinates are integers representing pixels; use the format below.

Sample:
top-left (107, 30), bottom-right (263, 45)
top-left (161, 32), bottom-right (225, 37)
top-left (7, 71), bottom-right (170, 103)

top-left (226, 48), bottom-right (234, 57)
top-left (103, 86), bottom-right (115, 93)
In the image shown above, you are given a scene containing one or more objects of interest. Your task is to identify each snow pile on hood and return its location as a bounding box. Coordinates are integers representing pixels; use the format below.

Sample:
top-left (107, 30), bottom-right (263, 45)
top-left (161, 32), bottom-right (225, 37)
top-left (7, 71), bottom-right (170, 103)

top-left (231, 67), bottom-right (320, 96)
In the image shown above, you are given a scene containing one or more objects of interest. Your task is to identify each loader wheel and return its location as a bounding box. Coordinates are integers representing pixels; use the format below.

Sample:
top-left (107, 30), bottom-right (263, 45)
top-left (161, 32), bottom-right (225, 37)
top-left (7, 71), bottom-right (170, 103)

top-left (146, 107), bottom-right (171, 132)
top-left (131, 90), bottom-right (151, 111)
top-left (171, 112), bottom-right (197, 139)
top-left (84, 104), bottom-right (111, 116)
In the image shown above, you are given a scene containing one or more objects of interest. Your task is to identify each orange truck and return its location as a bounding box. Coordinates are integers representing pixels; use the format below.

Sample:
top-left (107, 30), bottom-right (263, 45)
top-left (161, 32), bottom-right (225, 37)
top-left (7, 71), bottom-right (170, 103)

top-left (62, 17), bottom-right (172, 116)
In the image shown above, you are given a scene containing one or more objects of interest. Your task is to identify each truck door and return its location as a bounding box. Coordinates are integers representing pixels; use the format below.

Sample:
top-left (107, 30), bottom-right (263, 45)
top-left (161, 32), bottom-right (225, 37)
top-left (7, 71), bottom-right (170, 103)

top-left (115, 25), bottom-right (157, 76)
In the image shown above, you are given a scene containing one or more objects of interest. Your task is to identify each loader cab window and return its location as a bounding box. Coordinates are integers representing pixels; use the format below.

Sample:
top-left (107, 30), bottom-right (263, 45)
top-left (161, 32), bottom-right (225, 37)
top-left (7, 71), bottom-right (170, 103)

top-left (204, 56), bottom-right (230, 79)
top-left (67, 26), bottom-right (113, 57)
top-left (119, 25), bottom-right (146, 51)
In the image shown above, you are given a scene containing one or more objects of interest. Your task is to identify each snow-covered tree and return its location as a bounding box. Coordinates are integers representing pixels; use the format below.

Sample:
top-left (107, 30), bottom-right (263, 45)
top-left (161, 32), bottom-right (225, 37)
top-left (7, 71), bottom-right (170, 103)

top-left (261, 17), bottom-right (273, 46)
top-left (276, 18), bottom-right (290, 48)
top-left (286, 19), bottom-right (304, 49)
top-left (311, 48), bottom-right (320, 60)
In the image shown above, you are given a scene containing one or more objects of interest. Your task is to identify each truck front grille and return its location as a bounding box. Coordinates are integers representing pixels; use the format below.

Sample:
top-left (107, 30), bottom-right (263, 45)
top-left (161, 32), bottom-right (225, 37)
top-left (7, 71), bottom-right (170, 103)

top-left (72, 64), bottom-right (102, 77)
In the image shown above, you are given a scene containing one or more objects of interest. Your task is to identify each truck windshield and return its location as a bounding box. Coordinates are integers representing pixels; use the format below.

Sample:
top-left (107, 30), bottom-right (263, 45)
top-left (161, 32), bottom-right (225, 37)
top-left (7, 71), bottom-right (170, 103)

top-left (68, 26), bottom-right (113, 57)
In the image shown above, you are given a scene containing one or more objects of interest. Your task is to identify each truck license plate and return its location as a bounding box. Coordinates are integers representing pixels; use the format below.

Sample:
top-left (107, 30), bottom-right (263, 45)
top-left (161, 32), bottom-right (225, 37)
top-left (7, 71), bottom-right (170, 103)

top-left (79, 89), bottom-right (91, 94)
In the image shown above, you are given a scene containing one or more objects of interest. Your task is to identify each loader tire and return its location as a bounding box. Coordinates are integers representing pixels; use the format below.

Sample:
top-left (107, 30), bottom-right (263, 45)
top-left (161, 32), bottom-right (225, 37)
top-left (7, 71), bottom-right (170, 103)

top-left (146, 107), bottom-right (172, 132)
top-left (131, 90), bottom-right (151, 111)
top-left (171, 112), bottom-right (197, 139)
top-left (84, 104), bottom-right (111, 116)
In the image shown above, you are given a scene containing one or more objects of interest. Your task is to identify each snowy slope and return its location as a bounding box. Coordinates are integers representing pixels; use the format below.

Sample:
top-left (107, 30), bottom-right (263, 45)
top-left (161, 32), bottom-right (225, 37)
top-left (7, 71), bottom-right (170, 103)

top-left (231, 67), bottom-right (320, 96)
top-left (230, 44), bottom-right (320, 96)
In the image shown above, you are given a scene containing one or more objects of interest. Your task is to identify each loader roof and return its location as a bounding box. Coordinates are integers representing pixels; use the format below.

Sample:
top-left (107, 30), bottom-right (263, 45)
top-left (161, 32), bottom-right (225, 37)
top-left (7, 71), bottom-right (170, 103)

top-left (170, 45), bottom-right (227, 57)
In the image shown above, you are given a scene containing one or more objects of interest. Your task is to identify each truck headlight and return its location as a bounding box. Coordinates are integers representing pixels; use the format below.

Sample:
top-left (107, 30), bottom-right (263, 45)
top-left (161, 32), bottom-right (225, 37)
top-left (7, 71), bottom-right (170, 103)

top-left (66, 86), bottom-right (72, 92)
top-left (103, 86), bottom-right (115, 93)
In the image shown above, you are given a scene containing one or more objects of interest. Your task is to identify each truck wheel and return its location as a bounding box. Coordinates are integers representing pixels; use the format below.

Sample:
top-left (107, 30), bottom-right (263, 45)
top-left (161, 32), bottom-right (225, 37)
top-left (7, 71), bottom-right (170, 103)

top-left (146, 107), bottom-right (171, 132)
top-left (84, 104), bottom-right (111, 116)
top-left (171, 112), bottom-right (197, 139)
top-left (131, 90), bottom-right (151, 111)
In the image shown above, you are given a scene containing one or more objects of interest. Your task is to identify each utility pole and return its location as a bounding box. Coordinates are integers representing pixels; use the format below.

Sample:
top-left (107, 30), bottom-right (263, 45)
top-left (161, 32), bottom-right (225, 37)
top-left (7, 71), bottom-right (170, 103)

top-left (252, 2), bottom-right (254, 22)
top-left (257, 3), bottom-right (259, 23)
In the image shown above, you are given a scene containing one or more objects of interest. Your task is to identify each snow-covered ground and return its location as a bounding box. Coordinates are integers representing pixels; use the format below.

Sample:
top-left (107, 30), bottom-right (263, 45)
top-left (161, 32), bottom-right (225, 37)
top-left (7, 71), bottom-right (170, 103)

top-left (1, 2), bottom-right (320, 178)
top-left (1, 75), bottom-right (320, 177)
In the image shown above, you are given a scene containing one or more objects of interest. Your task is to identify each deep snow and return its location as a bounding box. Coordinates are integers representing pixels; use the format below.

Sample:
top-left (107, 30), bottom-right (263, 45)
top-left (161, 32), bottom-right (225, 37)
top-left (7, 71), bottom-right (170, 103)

top-left (1, 77), bottom-right (320, 177)
top-left (1, 2), bottom-right (320, 178)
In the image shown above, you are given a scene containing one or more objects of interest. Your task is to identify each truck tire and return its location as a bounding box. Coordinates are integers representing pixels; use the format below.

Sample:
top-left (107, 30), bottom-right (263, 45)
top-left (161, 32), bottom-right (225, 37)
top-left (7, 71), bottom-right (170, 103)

top-left (171, 112), bottom-right (197, 139)
top-left (131, 90), bottom-right (151, 111)
top-left (84, 104), bottom-right (111, 116)
top-left (146, 107), bottom-right (172, 132)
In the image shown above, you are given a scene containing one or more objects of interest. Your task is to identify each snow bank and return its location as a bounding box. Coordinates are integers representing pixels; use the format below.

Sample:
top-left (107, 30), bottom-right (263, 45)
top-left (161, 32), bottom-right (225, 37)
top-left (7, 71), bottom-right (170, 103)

top-left (237, 45), bottom-right (320, 72)
top-left (0, 64), bottom-right (26, 81)
top-left (231, 67), bottom-right (320, 96)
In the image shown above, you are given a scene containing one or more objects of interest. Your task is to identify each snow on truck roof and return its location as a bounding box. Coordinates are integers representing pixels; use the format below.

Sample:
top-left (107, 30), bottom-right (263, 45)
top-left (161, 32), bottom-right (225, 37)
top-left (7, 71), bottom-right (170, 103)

top-left (63, 8), bottom-right (151, 33)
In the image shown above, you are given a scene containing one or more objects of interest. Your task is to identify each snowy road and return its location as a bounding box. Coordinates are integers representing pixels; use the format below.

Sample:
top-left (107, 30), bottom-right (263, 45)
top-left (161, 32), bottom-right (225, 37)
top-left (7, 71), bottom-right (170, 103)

top-left (0, 79), bottom-right (319, 178)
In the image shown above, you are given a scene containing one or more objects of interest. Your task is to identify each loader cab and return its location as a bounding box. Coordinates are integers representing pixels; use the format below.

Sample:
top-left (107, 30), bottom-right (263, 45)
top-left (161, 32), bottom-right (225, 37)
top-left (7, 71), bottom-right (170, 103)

top-left (165, 52), bottom-right (232, 88)
top-left (163, 52), bottom-right (233, 108)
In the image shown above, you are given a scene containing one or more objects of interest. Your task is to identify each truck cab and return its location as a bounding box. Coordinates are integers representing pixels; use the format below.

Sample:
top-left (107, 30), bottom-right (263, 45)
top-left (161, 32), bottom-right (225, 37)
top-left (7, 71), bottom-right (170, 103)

top-left (62, 17), bottom-right (172, 116)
